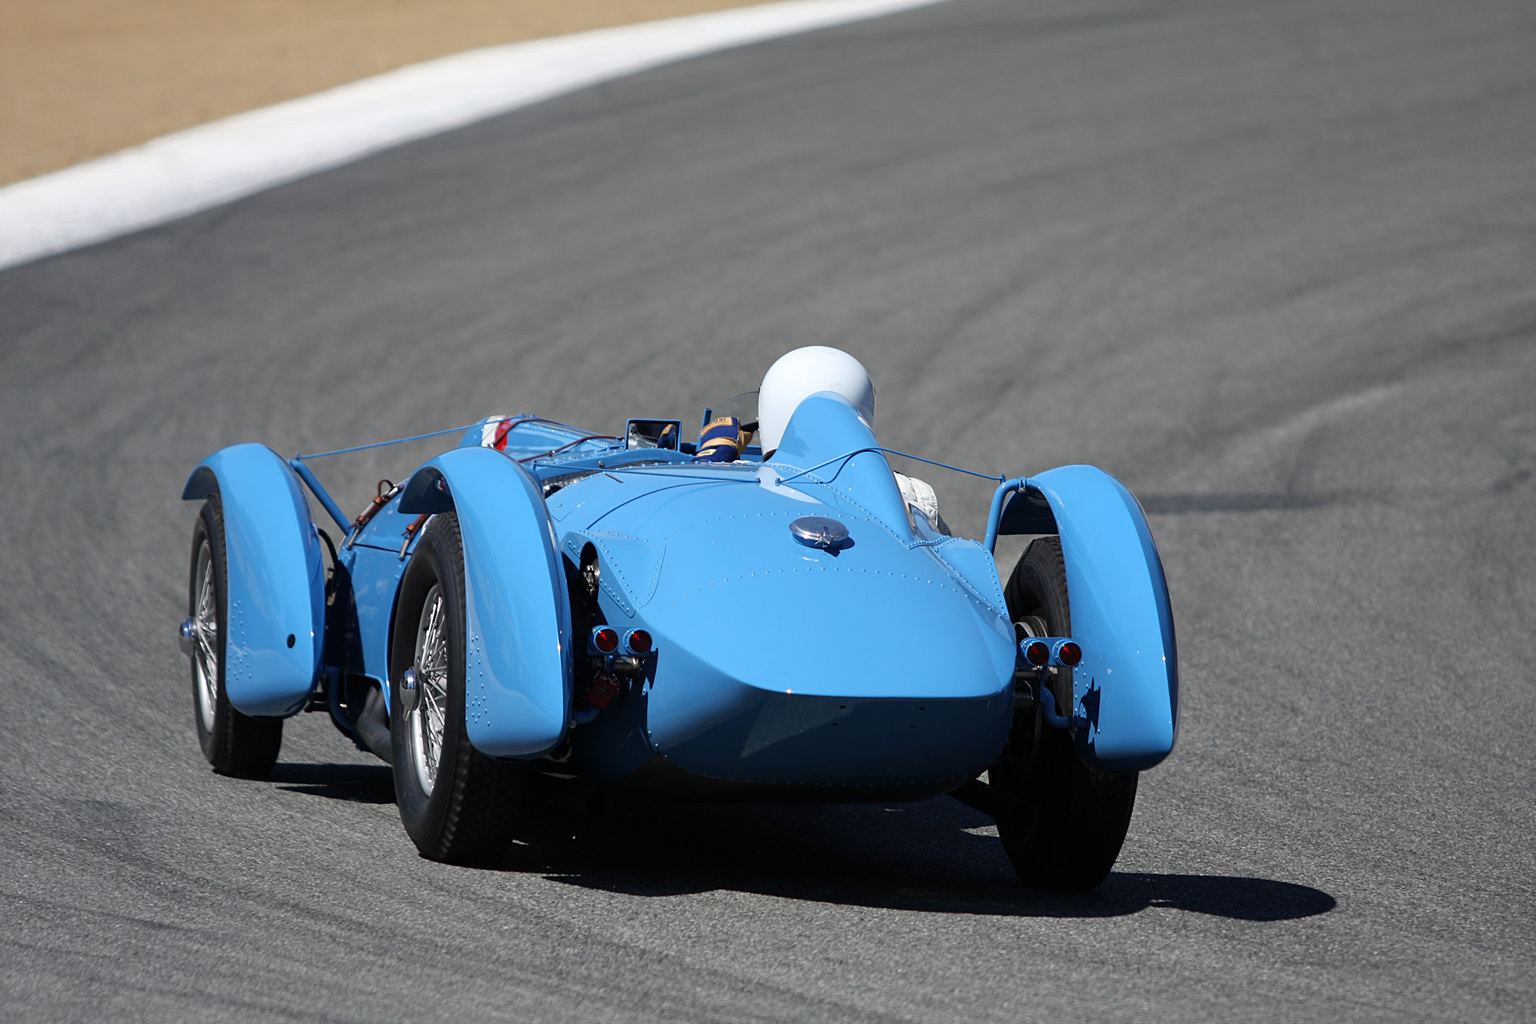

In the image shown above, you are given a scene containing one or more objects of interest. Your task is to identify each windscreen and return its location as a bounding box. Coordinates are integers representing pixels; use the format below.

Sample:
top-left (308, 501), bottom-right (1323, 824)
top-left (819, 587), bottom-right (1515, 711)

top-left (706, 390), bottom-right (760, 448)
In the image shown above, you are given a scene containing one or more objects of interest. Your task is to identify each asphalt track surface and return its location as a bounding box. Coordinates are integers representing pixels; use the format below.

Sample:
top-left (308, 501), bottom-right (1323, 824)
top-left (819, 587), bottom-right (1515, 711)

top-left (2, 0), bottom-right (1533, 1020)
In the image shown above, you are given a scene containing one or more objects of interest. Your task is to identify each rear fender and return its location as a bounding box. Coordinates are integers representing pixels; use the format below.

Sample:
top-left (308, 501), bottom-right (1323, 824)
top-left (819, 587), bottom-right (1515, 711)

top-left (1029, 465), bottom-right (1178, 771)
top-left (182, 443), bottom-right (324, 717)
top-left (399, 447), bottom-right (571, 759)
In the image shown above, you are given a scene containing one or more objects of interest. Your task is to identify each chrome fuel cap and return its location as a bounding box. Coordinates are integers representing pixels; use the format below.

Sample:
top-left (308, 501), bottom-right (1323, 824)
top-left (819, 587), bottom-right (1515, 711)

top-left (789, 516), bottom-right (849, 549)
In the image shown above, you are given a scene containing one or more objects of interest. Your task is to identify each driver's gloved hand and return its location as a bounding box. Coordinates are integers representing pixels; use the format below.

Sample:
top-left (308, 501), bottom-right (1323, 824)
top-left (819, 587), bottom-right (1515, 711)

top-left (695, 416), bottom-right (745, 462)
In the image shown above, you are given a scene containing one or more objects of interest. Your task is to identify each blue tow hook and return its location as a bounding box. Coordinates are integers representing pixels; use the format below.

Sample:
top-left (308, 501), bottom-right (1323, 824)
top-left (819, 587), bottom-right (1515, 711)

top-left (1037, 687), bottom-right (1079, 730)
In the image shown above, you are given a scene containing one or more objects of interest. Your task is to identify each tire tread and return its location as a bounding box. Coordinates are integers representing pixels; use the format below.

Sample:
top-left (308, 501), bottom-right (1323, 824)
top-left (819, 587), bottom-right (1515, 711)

top-left (992, 536), bottom-right (1137, 890)
top-left (191, 495), bottom-right (282, 779)
top-left (391, 514), bottom-right (522, 865)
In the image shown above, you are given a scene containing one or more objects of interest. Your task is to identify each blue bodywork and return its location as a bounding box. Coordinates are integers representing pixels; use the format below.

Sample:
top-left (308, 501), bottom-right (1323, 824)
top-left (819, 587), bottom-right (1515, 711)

top-left (1030, 466), bottom-right (1178, 771)
top-left (397, 448), bottom-right (572, 759)
top-left (183, 443), bottom-right (325, 717)
top-left (182, 391), bottom-right (1177, 797)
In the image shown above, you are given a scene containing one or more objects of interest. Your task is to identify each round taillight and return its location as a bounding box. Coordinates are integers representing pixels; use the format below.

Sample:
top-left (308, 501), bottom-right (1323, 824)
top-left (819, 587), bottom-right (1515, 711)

top-left (593, 627), bottom-right (619, 654)
top-left (626, 629), bottom-right (652, 655)
top-left (1057, 641), bottom-right (1082, 667)
top-left (1024, 640), bottom-right (1050, 666)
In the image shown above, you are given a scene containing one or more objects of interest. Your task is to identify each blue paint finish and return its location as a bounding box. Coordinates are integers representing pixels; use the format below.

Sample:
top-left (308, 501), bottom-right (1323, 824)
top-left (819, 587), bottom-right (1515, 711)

top-left (587, 531), bottom-right (666, 614)
top-left (547, 474), bottom-right (617, 525)
top-left (1037, 686), bottom-right (1075, 730)
top-left (646, 642), bottom-right (1012, 786)
top-left (997, 485), bottom-right (1058, 538)
top-left (1030, 465), bottom-right (1179, 771)
top-left (564, 678), bottom-right (659, 783)
top-left (401, 447), bottom-right (571, 759)
top-left (925, 537), bottom-right (1009, 618)
top-left (456, 416), bottom-right (588, 454)
top-left (650, 555), bottom-right (1013, 692)
top-left (348, 490), bottom-right (416, 554)
top-left (331, 489), bottom-right (428, 696)
top-left (287, 458), bottom-right (350, 533)
top-left (398, 467), bottom-right (453, 515)
top-left (985, 477), bottom-right (1059, 550)
top-left (182, 443), bottom-right (324, 717)
top-left (769, 392), bottom-right (912, 543)
top-left (342, 542), bottom-right (408, 689)
top-left (629, 502), bottom-right (1015, 780)
top-left (534, 418), bottom-right (1017, 786)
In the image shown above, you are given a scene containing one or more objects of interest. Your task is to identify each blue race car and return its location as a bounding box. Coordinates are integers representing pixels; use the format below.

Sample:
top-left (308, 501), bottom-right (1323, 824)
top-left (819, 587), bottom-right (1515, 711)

top-left (179, 347), bottom-right (1177, 889)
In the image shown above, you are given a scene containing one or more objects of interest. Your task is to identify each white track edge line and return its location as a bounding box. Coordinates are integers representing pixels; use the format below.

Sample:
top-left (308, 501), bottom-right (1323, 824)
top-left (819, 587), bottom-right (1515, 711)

top-left (0, 0), bottom-right (946, 272)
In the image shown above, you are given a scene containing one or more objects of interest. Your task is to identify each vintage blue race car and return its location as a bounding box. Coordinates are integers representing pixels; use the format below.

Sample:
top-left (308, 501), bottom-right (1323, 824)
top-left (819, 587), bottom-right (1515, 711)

top-left (179, 366), bottom-right (1177, 889)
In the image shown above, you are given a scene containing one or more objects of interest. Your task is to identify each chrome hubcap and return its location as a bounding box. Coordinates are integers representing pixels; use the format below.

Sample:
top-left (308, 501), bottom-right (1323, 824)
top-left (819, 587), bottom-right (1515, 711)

top-left (408, 584), bottom-right (449, 796)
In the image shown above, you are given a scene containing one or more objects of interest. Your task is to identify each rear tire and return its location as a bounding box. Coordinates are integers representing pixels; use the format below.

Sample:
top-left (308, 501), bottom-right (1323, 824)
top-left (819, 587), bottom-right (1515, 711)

top-left (390, 514), bottom-right (523, 864)
top-left (187, 496), bottom-right (283, 778)
top-left (990, 536), bottom-right (1137, 890)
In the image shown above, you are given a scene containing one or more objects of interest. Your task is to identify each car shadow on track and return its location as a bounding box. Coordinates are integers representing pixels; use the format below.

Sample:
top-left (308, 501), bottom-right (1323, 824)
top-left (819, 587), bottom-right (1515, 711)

top-left (269, 762), bottom-right (396, 804)
top-left (260, 763), bottom-right (1334, 921)
top-left (507, 796), bottom-right (1336, 922)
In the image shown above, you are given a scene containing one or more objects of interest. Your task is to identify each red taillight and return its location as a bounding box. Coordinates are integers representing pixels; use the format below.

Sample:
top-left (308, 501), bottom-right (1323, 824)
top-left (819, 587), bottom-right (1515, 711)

top-left (626, 629), bottom-right (652, 655)
top-left (1024, 640), bottom-right (1050, 666)
top-left (593, 627), bottom-right (619, 654)
top-left (1057, 641), bottom-right (1082, 667)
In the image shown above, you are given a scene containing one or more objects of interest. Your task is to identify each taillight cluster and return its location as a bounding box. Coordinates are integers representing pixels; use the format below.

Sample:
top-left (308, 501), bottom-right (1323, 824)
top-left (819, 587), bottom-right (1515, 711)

top-left (589, 626), bottom-right (652, 657)
top-left (1020, 637), bottom-right (1083, 668)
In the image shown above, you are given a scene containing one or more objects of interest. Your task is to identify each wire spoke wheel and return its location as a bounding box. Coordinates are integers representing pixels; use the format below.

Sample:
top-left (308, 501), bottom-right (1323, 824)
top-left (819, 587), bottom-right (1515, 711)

top-left (389, 513), bottom-right (523, 864)
top-left (408, 584), bottom-right (450, 796)
top-left (186, 495), bottom-right (283, 778)
top-left (192, 541), bottom-right (219, 733)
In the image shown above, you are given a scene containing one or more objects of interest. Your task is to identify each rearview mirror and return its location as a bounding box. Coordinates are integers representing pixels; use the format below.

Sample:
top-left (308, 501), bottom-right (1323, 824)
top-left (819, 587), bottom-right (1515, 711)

top-left (626, 419), bottom-right (682, 451)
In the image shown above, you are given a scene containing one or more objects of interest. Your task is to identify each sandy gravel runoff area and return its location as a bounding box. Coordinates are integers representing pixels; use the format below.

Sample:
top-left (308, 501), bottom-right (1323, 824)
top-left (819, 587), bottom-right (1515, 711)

top-left (0, 0), bottom-right (762, 187)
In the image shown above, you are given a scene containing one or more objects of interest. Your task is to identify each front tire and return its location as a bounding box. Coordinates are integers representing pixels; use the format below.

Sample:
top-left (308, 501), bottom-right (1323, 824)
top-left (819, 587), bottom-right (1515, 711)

top-left (390, 514), bottom-right (523, 864)
top-left (187, 496), bottom-right (283, 778)
top-left (990, 536), bottom-right (1137, 890)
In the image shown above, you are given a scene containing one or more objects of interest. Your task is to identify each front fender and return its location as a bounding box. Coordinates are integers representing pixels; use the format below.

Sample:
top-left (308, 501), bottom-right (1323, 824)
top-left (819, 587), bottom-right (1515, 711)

top-left (1030, 465), bottom-right (1178, 771)
top-left (183, 444), bottom-right (324, 717)
top-left (400, 447), bottom-right (571, 759)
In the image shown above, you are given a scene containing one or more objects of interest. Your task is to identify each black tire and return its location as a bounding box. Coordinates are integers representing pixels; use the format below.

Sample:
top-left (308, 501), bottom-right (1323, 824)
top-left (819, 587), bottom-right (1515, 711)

top-left (187, 496), bottom-right (283, 778)
top-left (390, 514), bottom-right (523, 864)
top-left (990, 536), bottom-right (1137, 890)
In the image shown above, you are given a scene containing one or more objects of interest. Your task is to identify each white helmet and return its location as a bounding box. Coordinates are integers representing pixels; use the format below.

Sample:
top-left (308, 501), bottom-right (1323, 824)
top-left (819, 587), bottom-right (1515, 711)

top-left (757, 346), bottom-right (876, 454)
